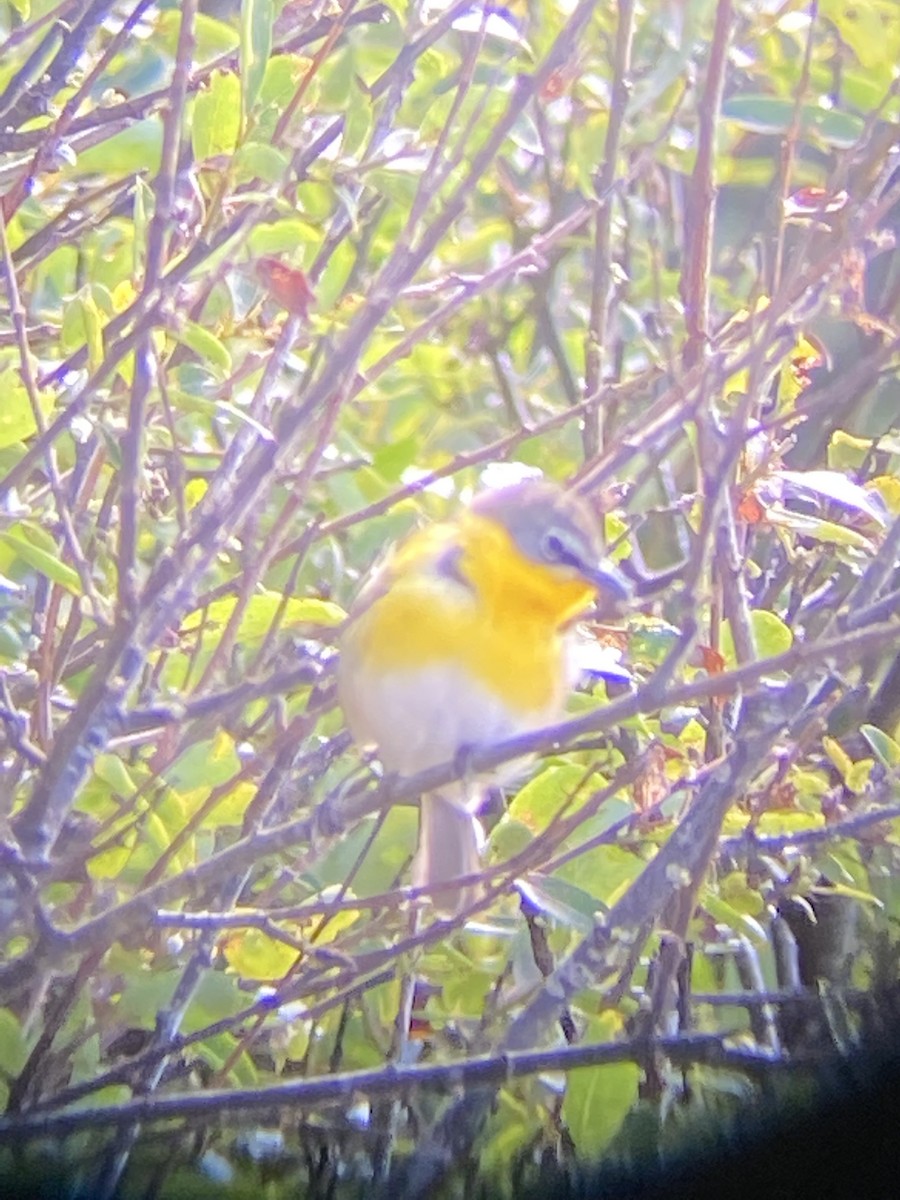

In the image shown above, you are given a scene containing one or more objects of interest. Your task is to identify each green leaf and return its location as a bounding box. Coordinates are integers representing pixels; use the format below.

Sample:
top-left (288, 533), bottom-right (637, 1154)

top-left (94, 754), bottom-right (138, 799)
top-left (114, 968), bottom-right (180, 1028)
top-left (722, 96), bottom-right (864, 148)
top-left (0, 526), bottom-right (82, 595)
top-left (173, 319), bottom-right (232, 375)
top-left (132, 176), bottom-right (153, 278)
top-left (198, 780), bottom-right (255, 828)
top-left (222, 927), bottom-right (300, 981)
top-left (156, 10), bottom-right (239, 61)
top-left (767, 509), bottom-right (878, 551)
top-left (722, 610), bottom-right (793, 664)
top-left (824, 735), bottom-right (854, 777)
top-left (70, 1034), bottom-right (100, 1085)
top-left (74, 117), bottom-right (163, 176)
top-left (182, 970), bottom-right (246, 1033)
top-left (861, 724), bottom-right (900, 768)
top-left (488, 815), bottom-right (533, 863)
top-left (756, 809), bottom-right (825, 835)
top-left (258, 54), bottom-right (307, 110)
top-left (314, 807), bottom-right (417, 894)
top-left (248, 217), bottom-right (322, 257)
top-left (628, 618), bottom-right (681, 667)
top-left (719, 870), bottom-right (766, 916)
top-left (437, 958), bottom-right (496, 1022)
top-left (192, 69), bottom-right (242, 161)
top-left (846, 759), bottom-right (874, 794)
top-left (828, 430), bottom-right (873, 472)
top-left (752, 609), bottom-right (793, 658)
top-left (0, 1008), bottom-right (29, 1076)
top-left (315, 239), bottom-right (357, 312)
top-left (367, 166), bottom-right (419, 208)
top-left (342, 92), bottom-right (373, 160)
top-left (0, 369), bottom-right (53, 450)
top-left (562, 1012), bottom-right (640, 1156)
top-left (182, 591), bottom-right (345, 645)
top-left (195, 1032), bottom-right (258, 1086)
top-left (319, 46), bottom-right (355, 107)
top-left (70, 1085), bottom-right (132, 1111)
top-left (166, 730), bottom-right (241, 792)
top-left (240, 0), bottom-right (273, 125)
top-left (871, 476), bottom-right (900, 516)
top-left (87, 842), bottom-right (134, 880)
top-left (820, 0), bottom-right (900, 73)
top-left (517, 874), bottom-right (601, 933)
top-left (777, 469), bottom-right (888, 528)
top-left (213, 401), bottom-right (275, 441)
top-left (61, 286), bottom-right (107, 371)
top-left (811, 883), bottom-right (883, 909)
top-left (508, 763), bottom-right (594, 831)
top-left (478, 1103), bottom-right (541, 1179)
top-left (371, 435), bottom-right (423, 483)
top-left (704, 894), bottom-right (767, 943)
top-left (558, 843), bottom-right (644, 907)
top-left (232, 141), bottom-right (290, 184)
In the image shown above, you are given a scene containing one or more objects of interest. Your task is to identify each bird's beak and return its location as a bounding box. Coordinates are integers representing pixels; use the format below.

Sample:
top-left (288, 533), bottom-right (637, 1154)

top-left (582, 561), bottom-right (632, 603)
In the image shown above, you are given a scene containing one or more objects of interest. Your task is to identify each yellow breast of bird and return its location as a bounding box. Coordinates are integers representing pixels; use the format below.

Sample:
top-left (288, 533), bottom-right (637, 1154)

top-left (338, 515), bottom-right (594, 777)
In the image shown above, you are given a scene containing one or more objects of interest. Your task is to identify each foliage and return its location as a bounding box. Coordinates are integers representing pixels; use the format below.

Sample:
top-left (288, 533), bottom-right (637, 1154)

top-left (0, 0), bottom-right (898, 1196)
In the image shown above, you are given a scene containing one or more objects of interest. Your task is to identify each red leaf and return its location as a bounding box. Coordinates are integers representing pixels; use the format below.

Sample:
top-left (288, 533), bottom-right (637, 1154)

top-left (737, 492), bottom-right (766, 524)
top-left (256, 257), bottom-right (314, 317)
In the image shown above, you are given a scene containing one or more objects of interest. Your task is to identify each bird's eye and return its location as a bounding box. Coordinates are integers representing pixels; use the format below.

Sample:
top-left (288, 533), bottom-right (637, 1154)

top-left (541, 530), bottom-right (575, 567)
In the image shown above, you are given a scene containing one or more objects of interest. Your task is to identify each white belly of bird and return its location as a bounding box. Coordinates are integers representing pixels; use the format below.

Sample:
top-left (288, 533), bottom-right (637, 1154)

top-left (344, 662), bottom-right (560, 784)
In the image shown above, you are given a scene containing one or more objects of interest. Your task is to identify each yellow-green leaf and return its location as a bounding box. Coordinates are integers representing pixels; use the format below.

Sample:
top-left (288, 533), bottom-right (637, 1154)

top-left (240, 0), bottom-right (273, 124)
top-left (0, 1008), bottom-right (29, 1076)
top-left (811, 883), bottom-right (883, 909)
top-left (722, 609), bottom-right (793, 665)
top-left (0, 527), bottom-right (82, 594)
top-left (192, 69), bottom-right (242, 161)
top-left (507, 764), bottom-right (594, 831)
top-left (94, 754), bottom-right (138, 799)
top-left (173, 320), bottom-right (232, 375)
top-left (167, 730), bottom-right (240, 792)
top-left (869, 476), bottom-right (900, 516)
top-left (861, 724), bottom-right (900, 768)
top-left (704, 894), bottom-right (767, 943)
top-left (182, 591), bottom-right (345, 645)
top-left (0, 369), bottom-right (54, 450)
top-left (221, 927), bottom-right (299, 981)
top-left (61, 287), bottom-right (106, 371)
top-left (87, 842), bottom-right (133, 881)
top-left (823, 735), bottom-right (854, 780)
top-left (562, 1011), bottom-right (639, 1156)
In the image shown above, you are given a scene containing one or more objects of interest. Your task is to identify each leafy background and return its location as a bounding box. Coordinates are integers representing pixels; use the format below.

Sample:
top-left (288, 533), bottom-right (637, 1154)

top-left (0, 0), bottom-right (899, 1196)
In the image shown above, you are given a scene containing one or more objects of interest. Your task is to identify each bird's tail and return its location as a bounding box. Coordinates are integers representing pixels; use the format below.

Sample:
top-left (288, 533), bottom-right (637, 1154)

top-left (413, 791), bottom-right (484, 916)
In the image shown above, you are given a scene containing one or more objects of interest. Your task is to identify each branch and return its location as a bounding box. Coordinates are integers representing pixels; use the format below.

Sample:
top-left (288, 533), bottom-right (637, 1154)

top-left (3, 612), bottom-right (899, 999)
top-left (380, 668), bottom-right (893, 1196)
top-left (680, 0), bottom-right (734, 367)
top-left (0, 1032), bottom-right (799, 1142)
top-left (582, 0), bottom-right (635, 457)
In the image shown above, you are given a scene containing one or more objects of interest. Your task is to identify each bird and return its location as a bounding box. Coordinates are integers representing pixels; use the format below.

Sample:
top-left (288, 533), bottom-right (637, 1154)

top-left (337, 477), bottom-right (630, 915)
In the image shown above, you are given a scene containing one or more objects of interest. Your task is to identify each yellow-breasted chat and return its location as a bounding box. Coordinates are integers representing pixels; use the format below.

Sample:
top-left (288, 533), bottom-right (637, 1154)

top-left (337, 478), bottom-right (630, 914)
